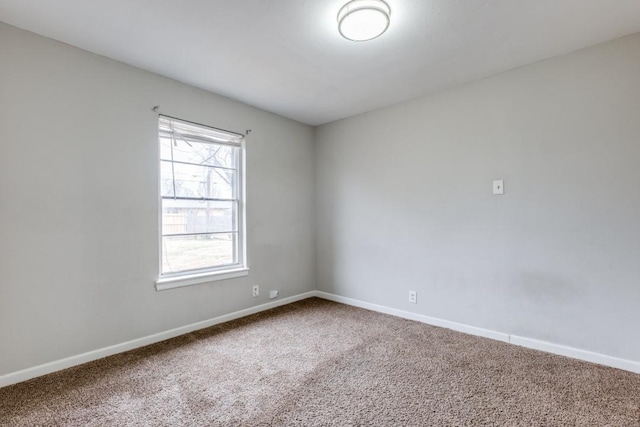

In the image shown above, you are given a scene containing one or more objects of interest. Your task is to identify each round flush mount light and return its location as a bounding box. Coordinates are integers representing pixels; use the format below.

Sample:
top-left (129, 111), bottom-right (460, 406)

top-left (338, 0), bottom-right (391, 42)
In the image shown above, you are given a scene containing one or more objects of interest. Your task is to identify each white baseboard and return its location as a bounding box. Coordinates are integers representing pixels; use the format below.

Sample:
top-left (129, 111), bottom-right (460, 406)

top-left (0, 291), bottom-right (316, 389)
top-left (509, 335), bottom-right (640, 374)
top-left (314, 291), bottom-right (509, 343)
top-left (314, 291), bottom-right (640, 375)
top-left (3, 289), bottom-right (639, 389)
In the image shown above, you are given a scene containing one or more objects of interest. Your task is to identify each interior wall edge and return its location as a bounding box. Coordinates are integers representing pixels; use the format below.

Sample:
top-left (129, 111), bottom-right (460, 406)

top-left (3, 289), bottom-right (639, 390)
top-left (0, 291), bottom-right (316, 389)
top-left (315, 291), bottom-right (640, 375)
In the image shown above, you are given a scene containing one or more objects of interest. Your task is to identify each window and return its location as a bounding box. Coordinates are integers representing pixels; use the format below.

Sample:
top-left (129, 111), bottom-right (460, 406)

top-left (156, 116), bottom-right (247, 290)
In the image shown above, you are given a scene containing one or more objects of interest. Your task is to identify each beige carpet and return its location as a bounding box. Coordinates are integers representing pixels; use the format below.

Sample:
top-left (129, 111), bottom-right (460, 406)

top-left (1, 298), bottom-right (639, 426)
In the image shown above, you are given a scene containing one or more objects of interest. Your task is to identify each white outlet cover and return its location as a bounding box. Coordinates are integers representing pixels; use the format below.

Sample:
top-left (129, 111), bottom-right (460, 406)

top-left (493, 180), bottom-right (504, 195)
top-left (409, 291), bottom-right (417, 304)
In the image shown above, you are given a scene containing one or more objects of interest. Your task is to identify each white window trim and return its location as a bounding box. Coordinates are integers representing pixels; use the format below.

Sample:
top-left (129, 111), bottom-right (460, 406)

top-left (155, 267), bottom-right (249, 291)
top-left (155, 115), bottom-right (248, 291)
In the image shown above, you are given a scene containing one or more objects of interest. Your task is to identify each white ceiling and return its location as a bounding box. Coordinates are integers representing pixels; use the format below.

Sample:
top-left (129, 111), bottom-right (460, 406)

top-left (1, 0), bottom-right (640, 126)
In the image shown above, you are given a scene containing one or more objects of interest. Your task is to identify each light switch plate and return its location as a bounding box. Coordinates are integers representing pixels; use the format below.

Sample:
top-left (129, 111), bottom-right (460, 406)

top-left (493, 180), bottom-right (504, 195)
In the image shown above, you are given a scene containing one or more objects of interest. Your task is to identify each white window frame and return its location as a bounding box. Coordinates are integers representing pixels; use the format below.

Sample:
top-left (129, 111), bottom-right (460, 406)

top-left (155, 115), bottom-right (248, 291)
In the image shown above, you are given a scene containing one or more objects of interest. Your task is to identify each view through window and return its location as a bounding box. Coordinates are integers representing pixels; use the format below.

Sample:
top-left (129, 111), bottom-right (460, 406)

top-left (159, 116), bottom-right (245, 277)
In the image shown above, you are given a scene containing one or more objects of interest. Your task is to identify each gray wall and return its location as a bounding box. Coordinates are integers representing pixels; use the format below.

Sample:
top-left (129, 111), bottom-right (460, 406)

top-left (315, 33), bottom-right (640, 362)
top-left (0, 23), bottom-right (315, 376)
top-left (2, 19), bottom-right (639, 378)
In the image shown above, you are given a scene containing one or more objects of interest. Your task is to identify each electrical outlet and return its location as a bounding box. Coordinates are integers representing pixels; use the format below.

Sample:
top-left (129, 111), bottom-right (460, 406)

top-left (409, 290), bottom-right (417, 304)
top-left (252, 285), bottom-right (259, 297)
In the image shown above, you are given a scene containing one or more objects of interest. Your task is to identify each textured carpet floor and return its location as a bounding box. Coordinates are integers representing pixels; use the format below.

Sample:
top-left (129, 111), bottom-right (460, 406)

top-left (1, 298), bottom-right (639, 426)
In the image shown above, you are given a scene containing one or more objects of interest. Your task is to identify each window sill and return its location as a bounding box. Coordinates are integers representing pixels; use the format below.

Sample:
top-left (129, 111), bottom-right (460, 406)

top-left (155, 267), bottom-right (249, 291)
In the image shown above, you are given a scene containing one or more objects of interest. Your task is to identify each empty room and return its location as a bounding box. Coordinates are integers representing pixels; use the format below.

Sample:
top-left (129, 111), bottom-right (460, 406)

top-left (1, 0), bottom-right (640, 425)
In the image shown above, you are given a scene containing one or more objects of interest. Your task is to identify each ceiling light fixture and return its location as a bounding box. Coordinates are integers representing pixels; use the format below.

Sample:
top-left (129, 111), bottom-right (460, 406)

top-left (338, 0), bottom-right (391, 42)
